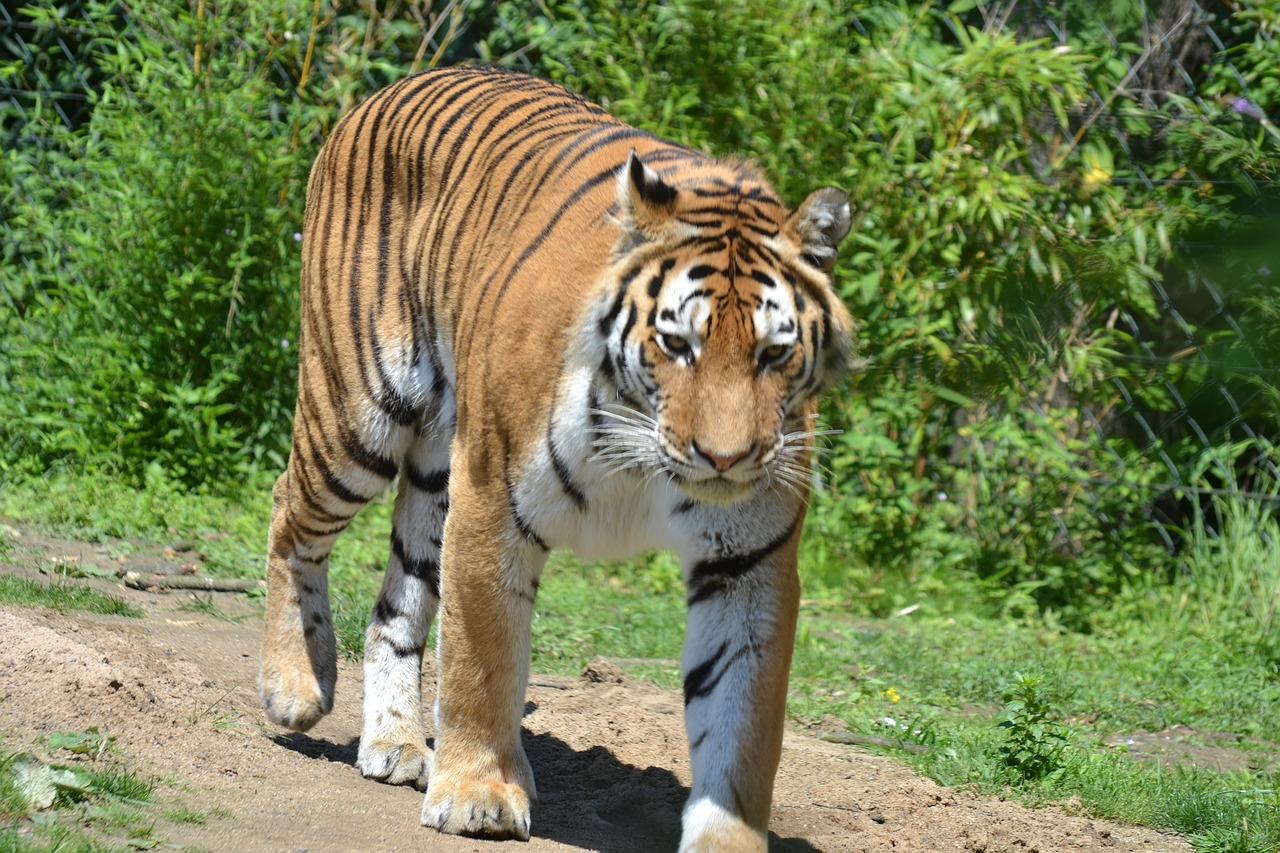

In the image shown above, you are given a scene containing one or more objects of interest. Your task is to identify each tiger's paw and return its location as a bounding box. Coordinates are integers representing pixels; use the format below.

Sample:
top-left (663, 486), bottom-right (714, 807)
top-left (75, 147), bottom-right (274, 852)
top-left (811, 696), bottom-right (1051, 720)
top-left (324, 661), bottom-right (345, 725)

top-left (358, 739), bottom-right (433, 790)
top-left (421, 775), bottom-right (533, 841)
top-left (258, 634), bottom-right (336, 732)
top-left (257, 664), bottom-right (334, 732)
top-left (679, 798), bottom-right (767, 853)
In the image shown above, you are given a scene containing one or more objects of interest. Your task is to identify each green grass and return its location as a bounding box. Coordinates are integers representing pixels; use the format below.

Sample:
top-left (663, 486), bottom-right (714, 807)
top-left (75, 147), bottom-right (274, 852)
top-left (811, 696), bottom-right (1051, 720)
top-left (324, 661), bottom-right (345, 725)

top-left (162, 807), bottom-right (206, 825)
top-left (5, 469), bottom-right (1280, 851)
top-left (0, 742), bottom-right (156, 852)
top-left (0, 468), bottom-right (271, 580)
top-left (0, 575), bottom-right (141, 619)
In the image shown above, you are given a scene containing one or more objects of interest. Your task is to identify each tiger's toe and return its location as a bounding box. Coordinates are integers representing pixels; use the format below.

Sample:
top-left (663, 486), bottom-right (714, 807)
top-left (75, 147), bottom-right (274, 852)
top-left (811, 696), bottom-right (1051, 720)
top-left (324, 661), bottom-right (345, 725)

top-left (258, 669), bottom-right (333, 732)
top-left (358, 739), bottom-right (433, 790)
top-left (421, 777), bottom-right (532, 841)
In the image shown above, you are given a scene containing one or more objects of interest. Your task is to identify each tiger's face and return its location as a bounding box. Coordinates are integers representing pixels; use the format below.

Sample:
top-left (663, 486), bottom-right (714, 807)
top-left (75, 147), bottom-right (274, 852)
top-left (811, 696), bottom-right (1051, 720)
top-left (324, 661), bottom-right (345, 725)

top-left (588, 152), bottom-right (856, 505)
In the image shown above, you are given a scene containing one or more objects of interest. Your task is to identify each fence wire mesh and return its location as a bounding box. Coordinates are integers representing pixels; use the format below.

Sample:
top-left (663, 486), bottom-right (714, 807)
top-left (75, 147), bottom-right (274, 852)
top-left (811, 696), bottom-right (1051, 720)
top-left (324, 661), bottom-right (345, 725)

top-left (1, 1), bottom-right (1277, 567)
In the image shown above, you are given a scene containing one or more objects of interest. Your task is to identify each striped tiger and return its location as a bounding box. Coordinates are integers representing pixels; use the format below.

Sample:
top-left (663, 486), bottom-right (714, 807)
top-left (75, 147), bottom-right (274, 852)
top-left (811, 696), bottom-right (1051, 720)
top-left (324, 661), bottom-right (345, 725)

top-left (258, 66), bottom-right (855, 852)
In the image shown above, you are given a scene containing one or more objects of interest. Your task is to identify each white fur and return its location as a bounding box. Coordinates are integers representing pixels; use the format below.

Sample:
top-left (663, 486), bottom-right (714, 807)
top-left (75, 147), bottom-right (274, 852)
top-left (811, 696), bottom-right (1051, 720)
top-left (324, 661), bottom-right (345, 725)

top-left (680, 797), bottom-right (745, 853)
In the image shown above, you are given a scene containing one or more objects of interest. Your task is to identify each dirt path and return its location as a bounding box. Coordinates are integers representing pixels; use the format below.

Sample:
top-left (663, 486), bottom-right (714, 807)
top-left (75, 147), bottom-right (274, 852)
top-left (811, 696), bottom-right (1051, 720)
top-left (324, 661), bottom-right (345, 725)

top-left (0, 529), bottom-right (1189, 853)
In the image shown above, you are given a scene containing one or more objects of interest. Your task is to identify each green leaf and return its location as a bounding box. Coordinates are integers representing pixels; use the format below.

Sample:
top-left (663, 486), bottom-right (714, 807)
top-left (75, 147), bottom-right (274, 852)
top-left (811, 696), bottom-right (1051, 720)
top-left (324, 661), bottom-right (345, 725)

top-left (12, 753), bottom-right (93, 811)
top-left (932, 386), bottom-right (978, 408)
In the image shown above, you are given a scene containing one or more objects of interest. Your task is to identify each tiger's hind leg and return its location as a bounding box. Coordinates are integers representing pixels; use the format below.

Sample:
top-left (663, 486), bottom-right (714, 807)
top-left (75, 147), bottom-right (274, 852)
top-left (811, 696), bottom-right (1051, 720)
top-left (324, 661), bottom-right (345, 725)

top-left (259, 381), bottom-right (410, 732)
top-left (357, 420), bottom-right (453, 790)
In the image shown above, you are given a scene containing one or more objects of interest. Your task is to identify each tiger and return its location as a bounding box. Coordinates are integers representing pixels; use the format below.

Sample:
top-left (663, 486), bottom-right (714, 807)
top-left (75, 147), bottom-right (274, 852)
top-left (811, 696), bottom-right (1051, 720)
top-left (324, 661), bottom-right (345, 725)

top-left (258, 66), bottom-right (855, 852)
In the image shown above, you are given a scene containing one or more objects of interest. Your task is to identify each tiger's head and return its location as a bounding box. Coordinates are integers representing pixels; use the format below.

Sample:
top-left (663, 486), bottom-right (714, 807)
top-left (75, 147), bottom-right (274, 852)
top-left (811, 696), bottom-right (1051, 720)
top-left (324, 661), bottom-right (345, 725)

top-left (584, 150), bottom-right (856, 505)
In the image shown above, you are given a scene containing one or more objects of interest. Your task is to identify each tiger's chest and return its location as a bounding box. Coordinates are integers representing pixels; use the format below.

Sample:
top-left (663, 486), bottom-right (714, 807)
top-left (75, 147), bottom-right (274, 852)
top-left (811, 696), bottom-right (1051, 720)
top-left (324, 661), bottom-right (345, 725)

top-left (505, 366), bottom-right (692, 561)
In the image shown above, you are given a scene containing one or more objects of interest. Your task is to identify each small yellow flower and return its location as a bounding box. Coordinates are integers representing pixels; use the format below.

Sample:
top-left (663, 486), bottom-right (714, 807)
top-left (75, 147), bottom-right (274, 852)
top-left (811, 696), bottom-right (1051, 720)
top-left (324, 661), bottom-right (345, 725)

top-left (881, 687), bottom-right (901, 703)
top-left (1083, 165), bottom-right (1111, 188)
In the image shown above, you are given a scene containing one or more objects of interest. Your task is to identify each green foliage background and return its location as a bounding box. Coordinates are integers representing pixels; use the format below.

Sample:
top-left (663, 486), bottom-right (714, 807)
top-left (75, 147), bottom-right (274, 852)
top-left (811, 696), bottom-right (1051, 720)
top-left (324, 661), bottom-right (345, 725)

top-left (3, 0), bottom-right (1279, 630)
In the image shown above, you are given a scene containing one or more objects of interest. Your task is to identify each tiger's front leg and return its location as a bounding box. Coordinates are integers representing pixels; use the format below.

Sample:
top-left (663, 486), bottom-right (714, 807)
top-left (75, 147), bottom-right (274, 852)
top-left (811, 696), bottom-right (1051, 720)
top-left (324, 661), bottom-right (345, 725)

top-left (678, 514), bottom-right (803, 853)
top-left (421, 451), bottom-right (546, 840)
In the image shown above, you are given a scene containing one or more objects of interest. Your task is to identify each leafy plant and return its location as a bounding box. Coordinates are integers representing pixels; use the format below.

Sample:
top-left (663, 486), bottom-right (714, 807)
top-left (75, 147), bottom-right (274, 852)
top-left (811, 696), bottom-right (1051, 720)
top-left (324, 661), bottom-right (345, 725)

top-left (996, 671), bottom-right (1074, 784)
top-left (0, 0), bottom-right (471, 485)
top-left (481, 0), bottom-right (1280, 624)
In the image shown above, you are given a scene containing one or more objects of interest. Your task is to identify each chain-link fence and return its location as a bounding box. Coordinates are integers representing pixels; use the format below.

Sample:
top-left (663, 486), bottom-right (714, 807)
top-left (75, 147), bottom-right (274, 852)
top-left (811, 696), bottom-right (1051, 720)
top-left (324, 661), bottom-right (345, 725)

top-left (978, 0), bottom-right (1280, 563)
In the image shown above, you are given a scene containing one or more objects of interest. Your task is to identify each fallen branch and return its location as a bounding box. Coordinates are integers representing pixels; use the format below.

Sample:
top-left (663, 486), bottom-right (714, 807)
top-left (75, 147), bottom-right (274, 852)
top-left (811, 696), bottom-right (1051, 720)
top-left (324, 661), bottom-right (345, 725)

top-left (818, 732), bottom-right (929, 754)
top-left (123, 572), bottom-right (264, 593)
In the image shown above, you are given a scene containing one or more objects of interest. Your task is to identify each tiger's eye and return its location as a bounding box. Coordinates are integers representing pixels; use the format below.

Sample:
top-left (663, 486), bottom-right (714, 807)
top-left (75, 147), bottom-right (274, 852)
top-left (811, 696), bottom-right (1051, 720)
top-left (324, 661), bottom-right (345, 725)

top-left (761, 343), bottom-right (792, 364)
top-left (661, 334), bottom-right (692, 357)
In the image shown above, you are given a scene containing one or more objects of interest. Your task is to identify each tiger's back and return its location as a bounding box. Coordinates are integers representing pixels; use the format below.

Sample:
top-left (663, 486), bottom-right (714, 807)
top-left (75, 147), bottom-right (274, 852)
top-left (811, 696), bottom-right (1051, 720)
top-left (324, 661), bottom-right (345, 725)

top-left (261, 66), bottom-right (856, 852)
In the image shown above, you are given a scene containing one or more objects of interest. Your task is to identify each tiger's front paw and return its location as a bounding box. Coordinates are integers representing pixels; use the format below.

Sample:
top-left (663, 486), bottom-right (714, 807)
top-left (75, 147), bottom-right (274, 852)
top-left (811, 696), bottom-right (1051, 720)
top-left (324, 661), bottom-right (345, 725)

top-left (679, 798), bottom-right (767, 853)
top-left (258, 578), bottom-right (335, 732)
top-left (358, 739), bottom-right (433, 790)
top-left (257, 658), bottom-right (335, 731)
top-left (421, 774), bottom-right (533, 840)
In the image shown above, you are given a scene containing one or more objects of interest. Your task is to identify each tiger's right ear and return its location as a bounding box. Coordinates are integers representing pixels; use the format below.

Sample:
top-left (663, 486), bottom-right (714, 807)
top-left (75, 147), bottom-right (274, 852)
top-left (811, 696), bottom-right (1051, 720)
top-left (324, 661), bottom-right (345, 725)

top-left (616, 150), bottom-right (679, 246)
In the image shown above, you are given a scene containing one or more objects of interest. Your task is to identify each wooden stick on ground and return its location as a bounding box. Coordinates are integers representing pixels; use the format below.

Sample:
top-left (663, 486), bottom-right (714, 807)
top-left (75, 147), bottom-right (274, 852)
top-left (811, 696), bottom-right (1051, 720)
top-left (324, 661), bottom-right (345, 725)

top-left (122, 571), bottom-right (264, 592)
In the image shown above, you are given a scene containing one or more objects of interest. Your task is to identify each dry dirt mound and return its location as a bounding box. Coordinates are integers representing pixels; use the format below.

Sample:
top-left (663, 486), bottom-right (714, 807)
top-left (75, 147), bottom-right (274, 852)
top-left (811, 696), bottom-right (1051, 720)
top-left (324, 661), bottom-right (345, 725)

top-left (0, 531), bottom-right (1190, 853)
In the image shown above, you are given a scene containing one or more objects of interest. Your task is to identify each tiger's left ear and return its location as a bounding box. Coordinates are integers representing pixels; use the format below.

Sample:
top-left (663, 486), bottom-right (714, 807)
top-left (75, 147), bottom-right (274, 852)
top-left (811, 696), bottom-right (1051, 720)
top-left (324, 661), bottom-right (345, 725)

top-left (616, 150), bottom-right (679, 246)
top-left (785, 187), bottom-right (851, 274)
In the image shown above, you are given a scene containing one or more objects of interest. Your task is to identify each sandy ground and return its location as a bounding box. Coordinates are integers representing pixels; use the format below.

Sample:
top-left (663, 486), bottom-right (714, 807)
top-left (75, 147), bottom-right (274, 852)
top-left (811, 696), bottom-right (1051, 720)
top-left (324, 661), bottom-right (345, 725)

top-left (0, 526), bottom-right (1191, 853)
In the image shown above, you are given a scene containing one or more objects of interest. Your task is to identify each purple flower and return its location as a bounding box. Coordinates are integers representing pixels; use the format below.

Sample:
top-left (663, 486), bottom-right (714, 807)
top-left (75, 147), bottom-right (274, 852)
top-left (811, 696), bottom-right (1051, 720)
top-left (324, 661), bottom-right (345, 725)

top-left (1232, 97), bottom-right (1266, 122)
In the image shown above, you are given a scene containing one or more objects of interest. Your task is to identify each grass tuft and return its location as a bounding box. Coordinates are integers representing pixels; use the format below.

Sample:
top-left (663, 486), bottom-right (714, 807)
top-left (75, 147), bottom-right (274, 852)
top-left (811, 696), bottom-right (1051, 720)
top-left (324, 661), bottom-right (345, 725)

top-left (0, 575), bottom-right (142, 618)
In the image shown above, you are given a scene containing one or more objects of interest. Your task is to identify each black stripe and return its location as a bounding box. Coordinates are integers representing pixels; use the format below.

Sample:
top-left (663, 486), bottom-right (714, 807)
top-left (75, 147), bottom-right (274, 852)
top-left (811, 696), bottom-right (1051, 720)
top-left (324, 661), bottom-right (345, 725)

top-left (367, 317), bottom-right (423, 425)
top-left (339, 429), bottom-right (399, 481)
top-left (645, 258), bottom-right (676, 298)
top-left (503, 466), bottom-right (549, 552)
top-left (373, 597), bottom-right (402, 624)
top-left (598, 266), bottom-right (643, 336)
top-left (548, 420), bottom-right (588, 511)
top-left (683, 641), bottom-right (728, 706)
top-left (389, 640), bottom-right (420, 658)
top-left (598, 353), bottom-right (616, 385)
top-left (316, 454), bottom-right (371, 506)
top-left (683, 644), bottom-right (751, 706)
top-left (619, 302), bottom-right (638, 344)
top-left (392, 531), bottom-right (441, 588)
top-left (404, 464), bottom-right (449, 494)
top-left (687, 515), bottom-right (802, 606)
top-left (687, 264), bottom-right (718, 280)
top-left (289, 512), bottom-right (350, 537)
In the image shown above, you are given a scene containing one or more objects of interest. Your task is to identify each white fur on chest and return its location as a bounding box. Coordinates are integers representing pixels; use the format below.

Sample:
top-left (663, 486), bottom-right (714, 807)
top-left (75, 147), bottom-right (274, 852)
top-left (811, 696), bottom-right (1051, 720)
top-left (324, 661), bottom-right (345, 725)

top-left (514, 366), bottom-right (689, 561)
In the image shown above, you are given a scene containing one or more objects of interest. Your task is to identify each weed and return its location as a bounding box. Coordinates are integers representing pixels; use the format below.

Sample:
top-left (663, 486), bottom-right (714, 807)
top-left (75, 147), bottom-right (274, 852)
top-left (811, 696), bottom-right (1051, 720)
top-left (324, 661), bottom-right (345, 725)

top-left (47, 730), bottom-right (115, 762)
top-left (996, 671), bottom-right (1074, 784)
top-left (188, 684), bottom-right (241, 729)
top-left (0, 575), bottom-right (141, 619)
top-left (162, 807), bottom-right (206, 825)
top-left (177, 593), bottom-right (244, 624)
top-left (0, 744), bottom-right (156, 852)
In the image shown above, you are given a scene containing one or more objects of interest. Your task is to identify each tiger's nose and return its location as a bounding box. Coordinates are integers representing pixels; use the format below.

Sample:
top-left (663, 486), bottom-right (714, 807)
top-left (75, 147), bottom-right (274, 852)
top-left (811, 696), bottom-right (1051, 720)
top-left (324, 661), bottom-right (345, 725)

top-left (692, 441), bottom-right (754, 473)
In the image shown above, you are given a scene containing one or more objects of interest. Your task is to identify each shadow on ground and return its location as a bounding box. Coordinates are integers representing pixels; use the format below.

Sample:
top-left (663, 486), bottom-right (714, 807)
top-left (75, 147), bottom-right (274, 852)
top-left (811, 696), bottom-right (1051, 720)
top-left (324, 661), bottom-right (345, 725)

top-left (274, 727), bottom-right (820, 852)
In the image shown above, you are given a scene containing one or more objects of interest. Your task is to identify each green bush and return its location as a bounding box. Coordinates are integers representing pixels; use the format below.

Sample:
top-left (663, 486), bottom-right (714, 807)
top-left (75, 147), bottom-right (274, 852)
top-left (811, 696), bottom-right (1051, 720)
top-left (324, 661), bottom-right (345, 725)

top-left (483, 0), bottom-right (1280, 623)
top-left (2, 0), bottom-right (1277, 623)
top-left (0, 0), bottom-right (470, 485)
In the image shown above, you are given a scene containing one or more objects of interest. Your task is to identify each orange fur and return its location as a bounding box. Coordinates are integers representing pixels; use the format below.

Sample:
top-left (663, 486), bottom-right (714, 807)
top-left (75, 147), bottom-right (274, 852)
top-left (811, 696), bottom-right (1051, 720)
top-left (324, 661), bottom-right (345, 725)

top-left (259, 67), bottom-right (855, 848)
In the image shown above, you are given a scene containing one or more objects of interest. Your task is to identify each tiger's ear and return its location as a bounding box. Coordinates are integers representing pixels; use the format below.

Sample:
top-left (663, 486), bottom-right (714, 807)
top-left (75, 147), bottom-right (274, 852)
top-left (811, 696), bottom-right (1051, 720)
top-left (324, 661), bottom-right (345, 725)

top-left (785, 187), bottom-right (851, 274)
top-left (616, 149), bottom-right (679, 246)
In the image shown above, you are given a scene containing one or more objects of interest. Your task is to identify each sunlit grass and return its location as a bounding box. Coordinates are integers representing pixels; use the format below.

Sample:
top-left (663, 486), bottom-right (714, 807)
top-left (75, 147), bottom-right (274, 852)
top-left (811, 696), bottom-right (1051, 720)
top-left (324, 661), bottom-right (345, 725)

top-left (0, 574), bottom-right (142, 619)
top-left (6, 468), bottom-right (1280, 850)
